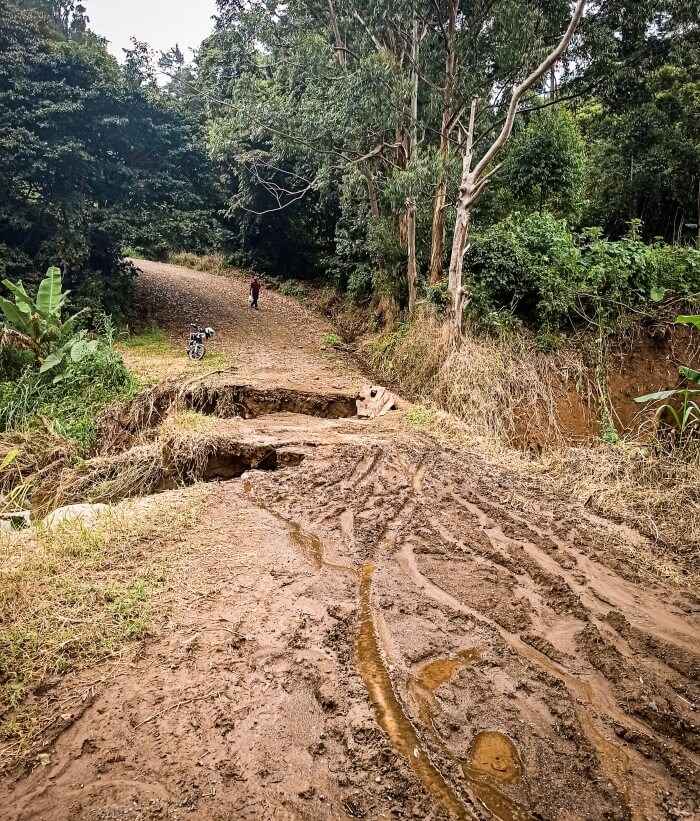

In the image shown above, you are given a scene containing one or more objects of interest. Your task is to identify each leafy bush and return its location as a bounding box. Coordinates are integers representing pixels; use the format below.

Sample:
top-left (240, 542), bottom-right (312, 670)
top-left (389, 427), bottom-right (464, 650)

top-left (278, 280), bottom-right (308, 300)
top-left (466, 212), bottom-right (581, 330)
top-left (347, 266), bottom-right (374, 304)
top-left (322, 332), bottom-right (343, 348)
top-left (0, 267), bottom-right (100, 380)
top-left (499, 107), bottom-right (586, 220)
top-left (425, 280), bottom-right (450, 312)
top-left (466, 214), bottom-right (700, 331)
top-left (0, 342), bottom-right (137, 452)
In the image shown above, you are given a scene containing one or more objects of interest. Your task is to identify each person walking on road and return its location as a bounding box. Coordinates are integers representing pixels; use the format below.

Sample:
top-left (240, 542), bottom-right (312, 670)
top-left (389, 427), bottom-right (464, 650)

top-left (250, 276), bottom-right (261, 310)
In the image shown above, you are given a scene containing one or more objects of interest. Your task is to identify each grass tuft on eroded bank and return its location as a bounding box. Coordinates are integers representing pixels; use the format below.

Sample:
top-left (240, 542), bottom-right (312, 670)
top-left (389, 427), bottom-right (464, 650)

top-left (366, 311), bottom-right (590, 449)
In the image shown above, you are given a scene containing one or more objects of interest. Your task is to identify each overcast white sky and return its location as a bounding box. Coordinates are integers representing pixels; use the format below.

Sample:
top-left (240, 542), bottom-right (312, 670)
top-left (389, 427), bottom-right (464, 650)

top-left (87, 0), bottom-right (217, 63)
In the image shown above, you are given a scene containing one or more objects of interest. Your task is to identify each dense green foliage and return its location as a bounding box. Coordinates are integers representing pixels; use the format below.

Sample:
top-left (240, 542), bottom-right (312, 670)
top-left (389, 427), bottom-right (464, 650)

top-left (466, 215), bottom-right (700, 330)
top-left (0, 265), bottom-right (137, 450)
top-left (0, 0), bottom-right (222, 318)
top-left (0, 266), bottom-right (101, 380)
top-left (0, 340), bottom-right (136, 450)
top-left (168, 0), bottom-right (698, 330)
top-left (1, 0), bottom-right (698, 332)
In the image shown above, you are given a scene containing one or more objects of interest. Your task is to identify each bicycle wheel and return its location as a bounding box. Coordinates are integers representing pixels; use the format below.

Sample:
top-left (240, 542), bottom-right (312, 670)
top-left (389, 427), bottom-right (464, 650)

top-left (188, 342), bottom-right (205, 361)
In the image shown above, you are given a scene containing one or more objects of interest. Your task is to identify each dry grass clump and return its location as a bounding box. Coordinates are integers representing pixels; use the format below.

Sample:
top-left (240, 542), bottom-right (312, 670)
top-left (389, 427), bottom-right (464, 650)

top-left (161, 409), bottom-right (219, 435)
top-left (36, 429), bottom-right (277, 513)
top-left (543, 443), bottom-right (700, 575)
top-left (0, 489), bottom-right (208, 771)
top-left (96, 378), bottom-right (243, 455)
top-left (38, 443), bottom-right (166, 512)
top-left (365, 310), bottom-right (588, 449)
top-left (0, 431), bottom-right (76, 514)
top-left (168, 252), bottom-right (235, 277)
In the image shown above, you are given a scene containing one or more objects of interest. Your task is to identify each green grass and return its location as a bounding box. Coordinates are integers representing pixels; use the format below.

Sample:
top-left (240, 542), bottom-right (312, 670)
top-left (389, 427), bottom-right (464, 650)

top-left (322, 332), bottom-right (343, 349)
top-left (121, 326), bottom-right (172, 356)
top-left (0, 491), bottom-right (207, 770)
top-left (405, 403), bottom-right (437, 429)
top-left (0, 344), bottom-right (139, 453)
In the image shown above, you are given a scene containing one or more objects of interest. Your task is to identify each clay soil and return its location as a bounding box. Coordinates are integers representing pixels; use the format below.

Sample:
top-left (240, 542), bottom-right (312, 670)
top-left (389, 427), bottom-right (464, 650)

top-left (1, 261), bottom-right (698, 821)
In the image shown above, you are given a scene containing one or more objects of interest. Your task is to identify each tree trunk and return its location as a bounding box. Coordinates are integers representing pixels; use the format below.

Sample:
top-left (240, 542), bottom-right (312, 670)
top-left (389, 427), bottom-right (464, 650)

top-left (429, 124), bottom-right (450, 284)
top-left (407, 197), bottom-right (417, 313)
top-left (428, 0), bottom-right (457, 285)
top-left (447, 99), bottom-right (478, 345)
top-left (446, 0), bottom-right (586, 345)
top-left (405, 7), bottom-right (420, 312)
top-left (447, 171), bottom-right (476, 344)
top-left (327, 0), bottom-right (345, 67)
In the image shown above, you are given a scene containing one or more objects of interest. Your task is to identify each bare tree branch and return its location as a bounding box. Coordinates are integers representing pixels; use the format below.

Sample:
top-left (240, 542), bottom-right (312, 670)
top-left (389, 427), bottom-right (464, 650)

top-left (472, 0), bottom-right (586, 181)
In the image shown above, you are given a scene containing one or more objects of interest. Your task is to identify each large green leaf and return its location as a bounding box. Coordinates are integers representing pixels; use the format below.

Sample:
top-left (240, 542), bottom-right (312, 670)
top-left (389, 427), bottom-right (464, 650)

top-left (675, 315), bottom-right (700, 330)
top-left (70, 337), bottom-right (88, 362)
top-left (35, 267), bottom-right (63, 318)
top-left (634, 389), bottom-right (679, 404)
top-left (70, 336), bottom-right (100, 363)
top-left (680, 366), bottom-right (700, 384)
top-left (2, 279), bottom-right (33, 317)
top-left (0, 296), bottom-right (31, 333)
top-left (39, 349), bottom-right (66, 374)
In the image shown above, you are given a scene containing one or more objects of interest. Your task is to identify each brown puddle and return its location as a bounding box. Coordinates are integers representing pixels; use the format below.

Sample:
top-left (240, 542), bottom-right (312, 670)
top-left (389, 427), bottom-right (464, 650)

top-left (465, 732), bottom-right (522, 784)
top-left (410, 650), bottom-right (481, 732)
top-left (356, 564), bottom-right (477, 820)
top-left (417, 650), bottom-right (481, 693)
top-left (462, 732), bottom-right (532, 821)
top-left (458, 733), bottom-right (533, 821)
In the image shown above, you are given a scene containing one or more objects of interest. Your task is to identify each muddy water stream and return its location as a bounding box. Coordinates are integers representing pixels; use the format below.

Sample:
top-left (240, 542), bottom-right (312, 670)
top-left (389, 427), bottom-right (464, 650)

top-left (356, 564), bottom-right (477, 820)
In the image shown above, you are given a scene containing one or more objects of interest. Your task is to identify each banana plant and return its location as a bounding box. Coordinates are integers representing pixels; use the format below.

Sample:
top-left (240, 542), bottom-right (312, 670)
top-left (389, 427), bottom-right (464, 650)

top-left (635, 314), bottom-right (700, 439)
top-left (0, 266), bottom-right (94, 380)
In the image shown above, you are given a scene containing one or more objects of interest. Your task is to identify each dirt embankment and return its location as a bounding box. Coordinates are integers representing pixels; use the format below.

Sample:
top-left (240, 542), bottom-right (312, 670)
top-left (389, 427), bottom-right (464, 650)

top-left (1, 259), bottom-right (698, 821)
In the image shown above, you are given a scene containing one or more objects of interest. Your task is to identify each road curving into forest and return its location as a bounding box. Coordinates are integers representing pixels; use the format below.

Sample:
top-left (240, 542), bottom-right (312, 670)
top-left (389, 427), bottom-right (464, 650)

top-left (2, 259), bottom-right (698, 821)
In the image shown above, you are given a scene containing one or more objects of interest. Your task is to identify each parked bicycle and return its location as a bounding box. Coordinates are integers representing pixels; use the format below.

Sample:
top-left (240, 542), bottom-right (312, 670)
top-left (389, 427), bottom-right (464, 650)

top-left (187, 323), bottom-right (215, 360)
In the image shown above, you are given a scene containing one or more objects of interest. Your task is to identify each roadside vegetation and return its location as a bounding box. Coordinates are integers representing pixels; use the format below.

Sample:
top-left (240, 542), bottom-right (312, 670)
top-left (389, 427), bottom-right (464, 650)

top-left (0, 268), bottom-right (138, 456)
top-left (0, 490), bottom-right (208, 772)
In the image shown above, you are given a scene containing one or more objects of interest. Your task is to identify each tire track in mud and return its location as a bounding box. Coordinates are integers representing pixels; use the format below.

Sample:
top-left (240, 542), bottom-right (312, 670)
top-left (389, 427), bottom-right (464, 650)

top-left (396, 537), bottom-right (638, 817)
top-left (242, 435), bottom-right (698, 819)
top-left (449, 490), bottom-right (700, 762)
top-left (275, 453), bottom-right (538, 821)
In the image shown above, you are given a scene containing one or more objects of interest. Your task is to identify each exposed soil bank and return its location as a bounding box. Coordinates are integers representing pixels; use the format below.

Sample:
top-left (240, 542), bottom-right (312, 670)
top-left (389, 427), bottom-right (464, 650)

top-left (98, 382), bottom-right (358, 453)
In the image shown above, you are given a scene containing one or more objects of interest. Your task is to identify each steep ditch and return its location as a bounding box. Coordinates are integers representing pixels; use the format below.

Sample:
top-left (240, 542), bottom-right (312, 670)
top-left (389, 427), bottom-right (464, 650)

top-left (34, 439), bottom-right (307, 514)
top-left (98, 382), bottom-right (358, 453)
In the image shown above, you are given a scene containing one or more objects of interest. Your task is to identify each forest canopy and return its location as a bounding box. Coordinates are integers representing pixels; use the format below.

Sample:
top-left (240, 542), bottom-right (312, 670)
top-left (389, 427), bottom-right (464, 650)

top-left (1, 0), bottom-right (698, 329)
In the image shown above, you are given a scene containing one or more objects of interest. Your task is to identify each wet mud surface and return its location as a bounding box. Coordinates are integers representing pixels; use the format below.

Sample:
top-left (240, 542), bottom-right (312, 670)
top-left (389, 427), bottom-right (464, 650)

top-left (2, 260), bottom-right (698, 820)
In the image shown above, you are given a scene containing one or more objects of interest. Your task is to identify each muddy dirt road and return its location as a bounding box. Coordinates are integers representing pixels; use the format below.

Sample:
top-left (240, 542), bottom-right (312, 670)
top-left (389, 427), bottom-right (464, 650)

top-left (2, 261), bottom-right (699, 821)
